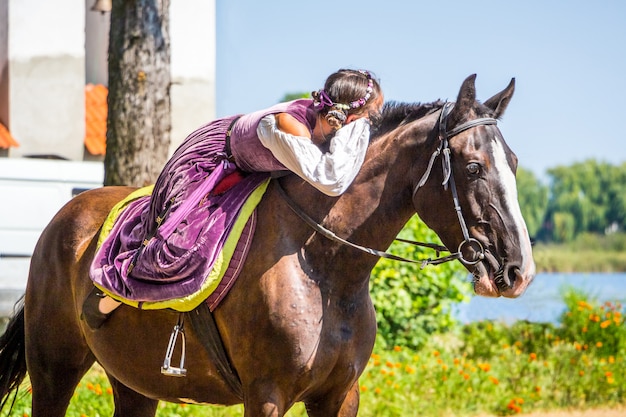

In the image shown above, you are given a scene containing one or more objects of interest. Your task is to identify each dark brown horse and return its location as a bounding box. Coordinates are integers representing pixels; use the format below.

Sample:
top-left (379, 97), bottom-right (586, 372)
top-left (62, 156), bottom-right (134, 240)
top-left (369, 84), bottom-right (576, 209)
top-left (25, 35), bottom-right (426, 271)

top-left (0, 75), bottom-right (534, 416)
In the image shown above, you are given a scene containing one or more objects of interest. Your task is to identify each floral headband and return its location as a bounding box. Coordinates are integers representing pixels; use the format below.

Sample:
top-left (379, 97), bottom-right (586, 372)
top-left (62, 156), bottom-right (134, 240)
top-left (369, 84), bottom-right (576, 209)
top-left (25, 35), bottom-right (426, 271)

top-left (316, 70), bottom-right (374, 111)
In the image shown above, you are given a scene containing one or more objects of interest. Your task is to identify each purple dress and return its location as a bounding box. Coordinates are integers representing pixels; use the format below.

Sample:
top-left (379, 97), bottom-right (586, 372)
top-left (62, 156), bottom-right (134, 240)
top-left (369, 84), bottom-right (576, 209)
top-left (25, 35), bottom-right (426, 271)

top-left (90, 100), bottom-right (318, 305)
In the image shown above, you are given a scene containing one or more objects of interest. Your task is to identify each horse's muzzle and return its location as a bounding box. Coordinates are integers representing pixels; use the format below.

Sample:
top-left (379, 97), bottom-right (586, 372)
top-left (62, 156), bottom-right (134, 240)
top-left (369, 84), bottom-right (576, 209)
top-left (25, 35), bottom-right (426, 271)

top-left (471, 250), bottom-right (534, 298)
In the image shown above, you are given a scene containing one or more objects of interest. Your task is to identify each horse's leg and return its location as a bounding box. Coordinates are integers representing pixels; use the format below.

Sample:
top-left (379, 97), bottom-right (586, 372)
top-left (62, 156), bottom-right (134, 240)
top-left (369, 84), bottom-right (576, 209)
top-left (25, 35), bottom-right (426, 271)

top-left (25, 289), bottom-right (96, 416)
top-left (27, 337), bottom-right (94, 417)
top-left (241, 384), bottom-right (290, 417)
top-left (108, 375), bottom-right (159, 417)
top-left (304, 381), bottom-right (360, 417)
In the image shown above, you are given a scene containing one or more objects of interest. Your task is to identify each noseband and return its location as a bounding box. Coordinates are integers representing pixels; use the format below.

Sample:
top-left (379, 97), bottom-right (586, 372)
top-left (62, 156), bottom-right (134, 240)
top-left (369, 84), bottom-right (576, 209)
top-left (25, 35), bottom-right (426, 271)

top-left (276, 102), bottom-right (499, 268)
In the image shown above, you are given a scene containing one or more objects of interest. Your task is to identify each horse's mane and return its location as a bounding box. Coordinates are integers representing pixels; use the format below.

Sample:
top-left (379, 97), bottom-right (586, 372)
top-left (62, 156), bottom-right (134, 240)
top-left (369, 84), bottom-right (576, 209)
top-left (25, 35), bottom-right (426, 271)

top-left (370, 100), bottom-right (445, 140)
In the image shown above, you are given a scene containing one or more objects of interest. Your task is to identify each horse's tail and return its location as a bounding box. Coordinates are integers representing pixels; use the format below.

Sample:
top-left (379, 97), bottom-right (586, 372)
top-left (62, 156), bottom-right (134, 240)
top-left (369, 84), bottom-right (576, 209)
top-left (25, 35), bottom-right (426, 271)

top-left (0, 297), bottom-right (27, 412)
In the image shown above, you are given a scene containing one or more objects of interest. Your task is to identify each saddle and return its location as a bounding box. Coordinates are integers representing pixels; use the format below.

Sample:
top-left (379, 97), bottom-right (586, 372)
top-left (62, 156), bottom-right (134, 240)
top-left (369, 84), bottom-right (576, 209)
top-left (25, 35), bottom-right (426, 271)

top-left (90, 171), bottom-right (270, 312)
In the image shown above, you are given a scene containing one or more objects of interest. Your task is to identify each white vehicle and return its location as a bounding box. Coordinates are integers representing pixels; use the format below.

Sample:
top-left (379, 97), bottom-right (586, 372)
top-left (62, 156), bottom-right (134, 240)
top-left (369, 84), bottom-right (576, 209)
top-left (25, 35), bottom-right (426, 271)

top-left (0, 158), bottom-right (103, 316)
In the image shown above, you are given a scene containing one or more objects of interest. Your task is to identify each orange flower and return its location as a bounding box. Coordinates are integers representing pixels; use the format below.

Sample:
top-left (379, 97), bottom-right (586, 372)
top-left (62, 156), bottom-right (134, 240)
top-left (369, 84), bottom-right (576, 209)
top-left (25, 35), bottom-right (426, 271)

top-left (529, 352), bottom-right (537, 361)
top-left (579, 370), bottom-right (585, 376)
top-left (393, 345), bottom-right (402, 352)
top-left (360, 385), bottom-right (368, 392)
top-left (489, 376), bottom-right (499, 385)
top-left (600, 320), bottom-right (612, 329)
top-left (596, 342), bottom-right (603, 348)
top-left (478, 363), bottom-right (491, 372)
top-left (507, 401), bottom-right (522, 413)
top-left (374, 387), bottom-right (381, 394)
top-left (433, 350), bottom-right (440, 357)
top-left (405, 365), bottom-right (415, 374)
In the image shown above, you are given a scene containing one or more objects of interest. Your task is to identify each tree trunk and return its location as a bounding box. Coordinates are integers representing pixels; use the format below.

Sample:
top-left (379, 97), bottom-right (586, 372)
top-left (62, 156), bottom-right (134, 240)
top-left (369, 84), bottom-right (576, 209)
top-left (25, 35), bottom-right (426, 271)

top-left (104, 0), bottom-right (171, 187)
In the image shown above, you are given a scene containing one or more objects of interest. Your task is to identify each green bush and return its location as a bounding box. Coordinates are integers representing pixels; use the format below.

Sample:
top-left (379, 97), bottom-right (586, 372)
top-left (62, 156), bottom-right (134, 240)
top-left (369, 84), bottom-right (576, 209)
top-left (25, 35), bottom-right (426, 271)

top-left (370, 215), bottom-right (471, 350)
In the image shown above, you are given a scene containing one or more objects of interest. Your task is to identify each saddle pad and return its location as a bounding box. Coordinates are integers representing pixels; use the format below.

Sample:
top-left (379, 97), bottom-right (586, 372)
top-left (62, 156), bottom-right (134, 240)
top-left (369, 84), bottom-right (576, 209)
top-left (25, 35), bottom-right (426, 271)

top-left (92, 175), bottom-right (270, 312)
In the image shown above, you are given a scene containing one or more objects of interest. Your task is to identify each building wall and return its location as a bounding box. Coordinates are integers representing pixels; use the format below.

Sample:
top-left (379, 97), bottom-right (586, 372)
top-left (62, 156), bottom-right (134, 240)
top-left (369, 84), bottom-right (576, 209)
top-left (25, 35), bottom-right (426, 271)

top-left (0, 0), bottom-right (216, 161)
top-left (169, 0), bottom-right (216, 152)
top-left (7, 0), bottom-right (85, 160)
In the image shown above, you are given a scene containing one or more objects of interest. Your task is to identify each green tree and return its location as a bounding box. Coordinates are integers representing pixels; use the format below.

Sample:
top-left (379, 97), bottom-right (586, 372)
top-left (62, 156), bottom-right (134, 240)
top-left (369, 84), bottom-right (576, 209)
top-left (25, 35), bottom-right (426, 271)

top-left (545, 160), bottom-right (626, 241)
top-left (516, 167), bottom-right (548, 238)
top-left (279, 92), bottom-right (311, 102)
top-left (370, 215), bottom-right (471, 349)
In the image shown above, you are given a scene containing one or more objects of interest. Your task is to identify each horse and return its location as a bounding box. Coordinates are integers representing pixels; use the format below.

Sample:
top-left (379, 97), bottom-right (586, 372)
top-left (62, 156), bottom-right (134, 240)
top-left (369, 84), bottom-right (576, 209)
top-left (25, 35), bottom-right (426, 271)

top-left (0, 74), bottom-right (534, 417)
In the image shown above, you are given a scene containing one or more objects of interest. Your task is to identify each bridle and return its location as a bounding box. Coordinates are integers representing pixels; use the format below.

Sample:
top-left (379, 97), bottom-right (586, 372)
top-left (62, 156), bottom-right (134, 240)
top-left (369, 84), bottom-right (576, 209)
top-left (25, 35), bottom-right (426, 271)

top-left (276, 102), bottom-right (499, 268)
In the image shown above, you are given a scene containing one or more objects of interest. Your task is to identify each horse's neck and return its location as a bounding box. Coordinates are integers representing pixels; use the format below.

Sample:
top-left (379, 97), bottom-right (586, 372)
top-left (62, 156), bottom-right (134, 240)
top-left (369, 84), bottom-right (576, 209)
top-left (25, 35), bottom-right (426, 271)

top-left (300, 132), bottom-right (425, 290)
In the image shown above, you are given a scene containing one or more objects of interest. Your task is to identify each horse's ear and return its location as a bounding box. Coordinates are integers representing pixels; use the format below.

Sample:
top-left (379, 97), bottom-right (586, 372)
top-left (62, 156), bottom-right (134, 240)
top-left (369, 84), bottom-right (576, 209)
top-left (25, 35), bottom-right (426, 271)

top-left (448, 74), bottom-right (477, 124)
top-left (483, 78), bottom-right (515, 118)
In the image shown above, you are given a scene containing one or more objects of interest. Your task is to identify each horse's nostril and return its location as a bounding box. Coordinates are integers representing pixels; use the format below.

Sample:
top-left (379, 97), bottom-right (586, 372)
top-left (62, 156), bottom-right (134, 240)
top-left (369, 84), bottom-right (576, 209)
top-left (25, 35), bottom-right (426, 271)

top-left (494, 264), bottom-right (519, 292)
top-left (505, 265), bottom-right (520, 288)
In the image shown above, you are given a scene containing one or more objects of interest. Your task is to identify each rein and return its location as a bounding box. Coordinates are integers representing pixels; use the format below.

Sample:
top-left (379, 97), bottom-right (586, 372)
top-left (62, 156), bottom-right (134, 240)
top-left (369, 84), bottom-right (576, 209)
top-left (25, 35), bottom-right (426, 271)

top-left (277, 102), bottom-right (498, 268)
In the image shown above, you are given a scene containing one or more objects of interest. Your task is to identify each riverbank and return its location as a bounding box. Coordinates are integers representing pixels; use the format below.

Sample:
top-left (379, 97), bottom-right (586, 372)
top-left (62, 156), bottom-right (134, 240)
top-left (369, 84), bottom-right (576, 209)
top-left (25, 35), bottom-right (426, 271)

top-left (533, 243), bottom-right (626, 273)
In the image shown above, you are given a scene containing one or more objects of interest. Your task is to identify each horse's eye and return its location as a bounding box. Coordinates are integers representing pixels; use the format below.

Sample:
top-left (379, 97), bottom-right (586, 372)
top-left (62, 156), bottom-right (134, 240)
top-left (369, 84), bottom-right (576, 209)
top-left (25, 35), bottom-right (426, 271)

top-left (467, 162), bottom-right (481, 176)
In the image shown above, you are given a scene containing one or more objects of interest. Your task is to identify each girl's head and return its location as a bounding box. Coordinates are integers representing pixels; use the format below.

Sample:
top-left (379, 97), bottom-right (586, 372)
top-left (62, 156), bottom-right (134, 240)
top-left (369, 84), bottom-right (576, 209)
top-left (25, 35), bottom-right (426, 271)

top-left (312, 69), bottom-right (383, 131)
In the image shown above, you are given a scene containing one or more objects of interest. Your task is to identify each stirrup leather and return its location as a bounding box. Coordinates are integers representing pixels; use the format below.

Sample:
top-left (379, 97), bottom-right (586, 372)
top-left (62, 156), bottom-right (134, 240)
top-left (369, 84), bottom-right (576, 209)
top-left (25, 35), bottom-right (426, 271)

top-left (161, 314), bottom-right (187, 377)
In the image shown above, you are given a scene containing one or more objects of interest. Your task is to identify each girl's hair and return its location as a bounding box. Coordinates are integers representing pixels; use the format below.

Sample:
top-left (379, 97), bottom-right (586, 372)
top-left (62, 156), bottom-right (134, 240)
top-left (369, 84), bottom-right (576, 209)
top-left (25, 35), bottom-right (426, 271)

top-left (312, 69), bottom-right (382, 131)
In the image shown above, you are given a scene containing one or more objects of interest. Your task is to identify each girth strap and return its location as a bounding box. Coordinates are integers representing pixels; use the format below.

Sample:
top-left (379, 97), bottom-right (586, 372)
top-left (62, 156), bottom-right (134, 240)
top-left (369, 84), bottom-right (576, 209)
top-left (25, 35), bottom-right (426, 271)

top-left (187, 303), bottom-right (243, 399)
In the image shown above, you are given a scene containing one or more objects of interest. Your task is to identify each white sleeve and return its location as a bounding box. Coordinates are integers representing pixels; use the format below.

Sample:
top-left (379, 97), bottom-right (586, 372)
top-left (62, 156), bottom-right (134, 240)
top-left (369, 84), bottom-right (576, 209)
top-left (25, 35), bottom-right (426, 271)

top-left (257, 115), bottom-right (370, 196)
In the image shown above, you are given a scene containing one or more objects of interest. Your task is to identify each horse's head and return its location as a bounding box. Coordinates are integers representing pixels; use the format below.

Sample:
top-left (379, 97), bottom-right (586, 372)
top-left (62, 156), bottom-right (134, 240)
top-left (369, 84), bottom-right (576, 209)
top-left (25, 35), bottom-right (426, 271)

top-left (412, 74), bottom-right (535, 298)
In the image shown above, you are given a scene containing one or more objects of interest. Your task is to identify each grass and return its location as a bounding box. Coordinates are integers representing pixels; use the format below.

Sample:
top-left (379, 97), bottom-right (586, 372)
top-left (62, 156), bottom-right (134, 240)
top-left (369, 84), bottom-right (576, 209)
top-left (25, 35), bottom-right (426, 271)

top-left (2, 289), bottom-right (624, 417)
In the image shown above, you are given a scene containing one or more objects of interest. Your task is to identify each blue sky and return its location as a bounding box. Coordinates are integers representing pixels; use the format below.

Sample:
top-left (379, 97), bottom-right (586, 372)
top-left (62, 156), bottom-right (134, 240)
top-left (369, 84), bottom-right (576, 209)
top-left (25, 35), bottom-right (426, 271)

top-left (215, 1), bottom-right (626, 180)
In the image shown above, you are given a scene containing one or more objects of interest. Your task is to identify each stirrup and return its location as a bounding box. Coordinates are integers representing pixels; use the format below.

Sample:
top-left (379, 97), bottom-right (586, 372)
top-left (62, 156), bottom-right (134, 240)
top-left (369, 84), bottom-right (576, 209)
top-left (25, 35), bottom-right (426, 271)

top-left (161, 314), bottom-right (187, 377)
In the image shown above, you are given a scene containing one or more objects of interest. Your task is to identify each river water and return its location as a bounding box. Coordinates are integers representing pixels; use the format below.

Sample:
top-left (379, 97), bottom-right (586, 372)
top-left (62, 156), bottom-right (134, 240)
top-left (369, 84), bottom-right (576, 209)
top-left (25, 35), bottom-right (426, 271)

top-left (455, 272), bottom-right (626, 324)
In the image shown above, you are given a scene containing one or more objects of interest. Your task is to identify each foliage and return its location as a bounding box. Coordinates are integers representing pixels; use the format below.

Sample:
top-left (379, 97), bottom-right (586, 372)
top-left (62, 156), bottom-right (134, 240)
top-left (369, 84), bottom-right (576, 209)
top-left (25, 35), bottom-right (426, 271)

top-left (5, 290), bottom-right (626, 417)
top-left (279, 92), bottom-right (311, 102)
top-left (515, 167), bottom-right (548, 238)
top-left (558, 288), bottom-right (624, 355)
top-left (369, 215), bottom-right (471, 350)
top-left (541, 160), bottom-right (626, 242)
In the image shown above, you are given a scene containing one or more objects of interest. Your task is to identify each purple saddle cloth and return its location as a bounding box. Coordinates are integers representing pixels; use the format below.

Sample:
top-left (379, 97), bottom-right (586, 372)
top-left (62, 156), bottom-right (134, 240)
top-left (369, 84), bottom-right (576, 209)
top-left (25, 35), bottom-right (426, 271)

top-left (89, 165), bottom-right (270, 311)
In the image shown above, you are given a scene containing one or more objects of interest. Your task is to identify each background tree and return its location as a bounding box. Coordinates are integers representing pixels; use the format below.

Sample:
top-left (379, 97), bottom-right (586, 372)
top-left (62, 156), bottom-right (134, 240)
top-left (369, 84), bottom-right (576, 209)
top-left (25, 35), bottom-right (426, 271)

top-left (279, 92), bottom-right (311, 102)
top-left (516, 167), bottom-right (548, 239)
top-left (544, 160), bottom-right (626, 241)
top-left (104, 0), bottom-right (172, 187)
